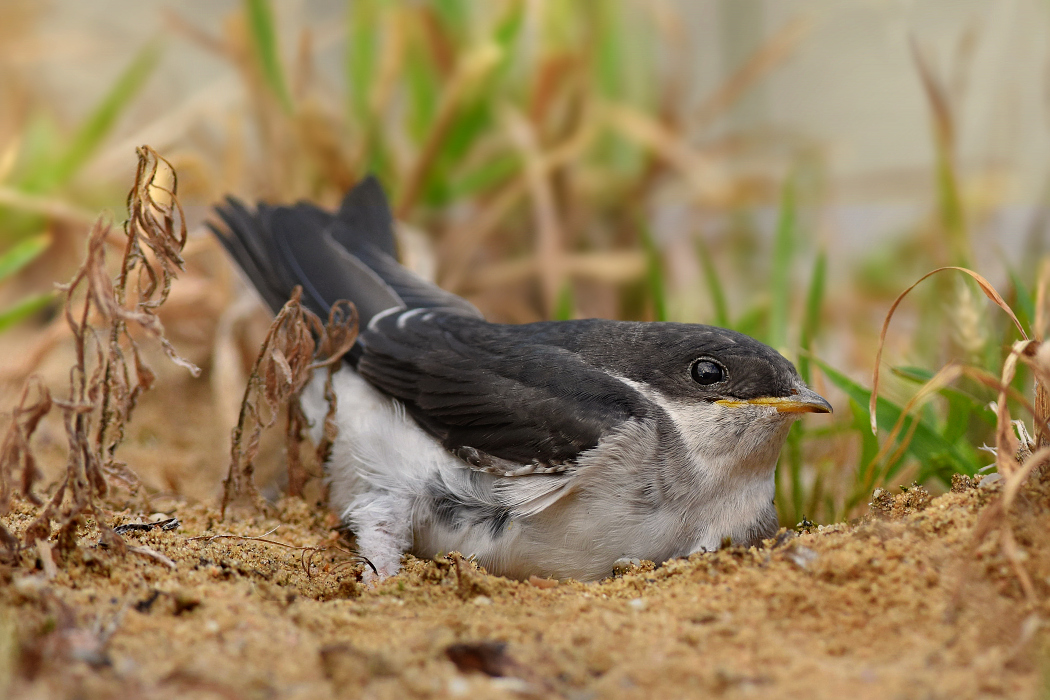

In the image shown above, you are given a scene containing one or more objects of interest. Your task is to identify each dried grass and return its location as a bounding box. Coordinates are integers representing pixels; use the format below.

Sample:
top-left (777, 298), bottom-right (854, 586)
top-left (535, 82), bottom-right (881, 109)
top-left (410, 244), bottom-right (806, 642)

top-left (871, 263), bottom-right (1050, 602)
top-left (870, 266), bottom-right (1027, 434)
top-left (0, 146), bottom-right (197, 562)
top-left (0, 378), bottom-right (50, 560)
top-left (221, 291), bottom-right (357, 518)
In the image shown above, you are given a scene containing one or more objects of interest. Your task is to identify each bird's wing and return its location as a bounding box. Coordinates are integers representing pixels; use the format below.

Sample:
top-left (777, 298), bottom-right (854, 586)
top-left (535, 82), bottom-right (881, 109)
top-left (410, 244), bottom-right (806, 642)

top-left (358, 311), bottom-right (652, 468)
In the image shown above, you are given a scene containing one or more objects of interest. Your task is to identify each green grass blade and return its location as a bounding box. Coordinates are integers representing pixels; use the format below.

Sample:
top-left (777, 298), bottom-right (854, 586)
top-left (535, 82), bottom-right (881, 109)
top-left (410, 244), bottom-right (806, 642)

top-left (890, 365), bottom-right (936, 383)
top-left (733, 304), bottom-right (767, 340)
top-left (695, 238), bottom-right (729, 327)
top-left (246, 0), bottom-right (293, 114)
top-left (913, 42), bottom-right (970, 266)
top-left (640, 222), bottom-right (667, 322)
top-left (0, 233), bottom-right (50, 282)
top-left (813, 357), bottom-right (980, 481)
top-left (433, 0), bottom-right (469, 44)
top-left (889, 365), bottom-right (994, 435)
top-left (404, 42), bottom-right (441, 142)
top-left (419, 101), bottom-right (496, 207)
top-left (786, 422), bottom-right (805, 524)
top-left (890, 365), bottom-right (987, 409)
top-left (797, 249), bottom-right (826, 383)
top-left (492, 0), bottom-right (525, 80)
top-left (0, 292), bottom-right (54, 333)
top-left (590, 5), bottom-right (647, 175)
top-left (363, 140), bottom-right (396, 194)
top-left (448, 154), bottom-right (520, 200)
top-left (346, 0), bottom-right (382, 121)
top-left (9, 115), bottom-right (60, 195)
top-left (39, 43), bottom-right (160, 191)
top-left (941, 391), bottom-right (977, 443)
top-left (846, 397), bottom-right (880, 509)
top-left (1008, 267), bottom-right (1035, 335)
top-left (935, 148), bottom-right (968, 267)
top-left (805, 466), bottom-right (825, 523)
top-left (440, 100), bottom-right (493, 164)
top-left (769, 175), bottom-right (796, 351)
top-left (594, 2), bottom-right (625, 100)
top-left (553, 283), bottom-right (574, 321)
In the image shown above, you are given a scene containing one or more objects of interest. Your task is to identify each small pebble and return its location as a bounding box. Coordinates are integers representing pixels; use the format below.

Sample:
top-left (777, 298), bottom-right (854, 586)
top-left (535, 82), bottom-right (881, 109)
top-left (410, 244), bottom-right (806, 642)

top-left (13, 575), bottom-right (47, 598)
top-left (472, 595), bottom-right (492, 606)
top-left (628, 598), bottom-right (647, 611)
top-left (979, 473), bottom-right (1003, 489)
top-left (491, 678), bottom-right (532, 693)
top-left (447, 677), bottom-right (470, 697)
top-left (612, 558), bottom-right (641, 575)
top-left (787, 545), bottom-right (819, 569)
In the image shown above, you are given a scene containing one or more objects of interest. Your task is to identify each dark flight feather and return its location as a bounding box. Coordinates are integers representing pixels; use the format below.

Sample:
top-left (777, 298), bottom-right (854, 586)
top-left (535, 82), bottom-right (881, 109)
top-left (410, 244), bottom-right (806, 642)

top-left (357, 311), bottom-right (652, 465)
top-left (209, 176), bottom-right (480, 326)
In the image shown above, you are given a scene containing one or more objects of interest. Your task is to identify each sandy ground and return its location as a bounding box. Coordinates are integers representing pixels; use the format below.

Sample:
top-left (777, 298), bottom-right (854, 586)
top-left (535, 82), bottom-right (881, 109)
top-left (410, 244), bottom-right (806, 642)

top-left (2, 456), bottom-right (1049, 698)
top-left (1, 339), bottom-right (1049, 699)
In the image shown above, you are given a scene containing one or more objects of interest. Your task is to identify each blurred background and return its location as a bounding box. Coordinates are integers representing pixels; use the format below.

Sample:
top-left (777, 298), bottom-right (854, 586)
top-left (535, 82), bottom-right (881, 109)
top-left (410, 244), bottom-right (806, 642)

top-left (0, 0), bottom-right (1045, 526)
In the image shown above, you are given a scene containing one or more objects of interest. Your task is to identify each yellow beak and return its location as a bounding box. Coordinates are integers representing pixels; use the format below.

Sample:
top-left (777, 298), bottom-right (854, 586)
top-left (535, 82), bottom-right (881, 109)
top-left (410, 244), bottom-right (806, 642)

top-left (716, 387), bottom-right (832, 414)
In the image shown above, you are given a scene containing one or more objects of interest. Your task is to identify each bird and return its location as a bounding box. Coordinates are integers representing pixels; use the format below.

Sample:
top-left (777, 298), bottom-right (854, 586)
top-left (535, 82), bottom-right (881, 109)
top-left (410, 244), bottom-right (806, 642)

top-left (209, 176), bottom-right (832, 583)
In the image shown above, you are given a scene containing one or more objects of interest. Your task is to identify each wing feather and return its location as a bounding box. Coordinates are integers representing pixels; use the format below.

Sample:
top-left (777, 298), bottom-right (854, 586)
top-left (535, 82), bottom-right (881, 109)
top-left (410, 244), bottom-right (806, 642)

top-left (358, 311), bottom-right (653, 467)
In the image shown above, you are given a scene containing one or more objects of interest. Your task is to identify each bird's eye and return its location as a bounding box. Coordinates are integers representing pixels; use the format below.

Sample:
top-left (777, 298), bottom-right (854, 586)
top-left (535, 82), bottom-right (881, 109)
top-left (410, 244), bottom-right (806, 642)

top-left (691, 359), bottom-right (726, 385)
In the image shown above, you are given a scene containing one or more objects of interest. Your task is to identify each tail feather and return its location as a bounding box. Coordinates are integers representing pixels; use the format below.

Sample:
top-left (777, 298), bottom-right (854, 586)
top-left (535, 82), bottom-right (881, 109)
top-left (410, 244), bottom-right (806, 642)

top-left (268, 206), bottom-right (405, 323)
top-left (210, 198), bottom-right (289, 313)
top-left (327, 219), bottom-right (480, 317)
top-left (209, 176), bottom-right (482, 329)
top-left (334, 175), bottom-right (397, 259)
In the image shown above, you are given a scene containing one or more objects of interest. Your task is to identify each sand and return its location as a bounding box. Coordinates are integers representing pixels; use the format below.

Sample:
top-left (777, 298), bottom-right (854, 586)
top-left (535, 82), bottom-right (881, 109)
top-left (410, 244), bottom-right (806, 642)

top-left (2, 465), bottom-right (1048, 699)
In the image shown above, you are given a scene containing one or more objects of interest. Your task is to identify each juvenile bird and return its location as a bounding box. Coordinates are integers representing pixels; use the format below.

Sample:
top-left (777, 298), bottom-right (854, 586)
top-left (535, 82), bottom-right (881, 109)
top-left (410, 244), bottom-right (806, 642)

top-left (210, 177), bottom-right (832, 582)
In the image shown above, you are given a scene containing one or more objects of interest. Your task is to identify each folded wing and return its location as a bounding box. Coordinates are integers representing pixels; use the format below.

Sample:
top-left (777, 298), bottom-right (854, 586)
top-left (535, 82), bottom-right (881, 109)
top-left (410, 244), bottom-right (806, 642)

top-left (359, 311), bottom-right (652, 468)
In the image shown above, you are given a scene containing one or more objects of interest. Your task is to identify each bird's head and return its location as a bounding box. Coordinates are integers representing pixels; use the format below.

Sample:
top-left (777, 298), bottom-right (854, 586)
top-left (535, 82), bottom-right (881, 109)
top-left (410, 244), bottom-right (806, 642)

top-left (591, 322), bottom-right (832, 475)
top-left (591, 322), bottom-right (832, 418)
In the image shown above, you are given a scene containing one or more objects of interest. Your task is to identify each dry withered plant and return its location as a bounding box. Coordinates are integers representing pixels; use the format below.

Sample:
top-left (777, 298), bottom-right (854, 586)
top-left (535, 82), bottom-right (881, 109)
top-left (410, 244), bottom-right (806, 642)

top-left (871, 263), bottom-right (1050, 601)
top-left (221, 289), bottom-right (357, 519)
top-left (0, 146), bottom-right (199, 562)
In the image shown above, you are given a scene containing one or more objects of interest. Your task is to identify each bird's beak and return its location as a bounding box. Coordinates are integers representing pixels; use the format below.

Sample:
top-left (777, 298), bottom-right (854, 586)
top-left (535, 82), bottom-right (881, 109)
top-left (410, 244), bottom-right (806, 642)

top-left (716, 386), bottom-right (833, 414)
